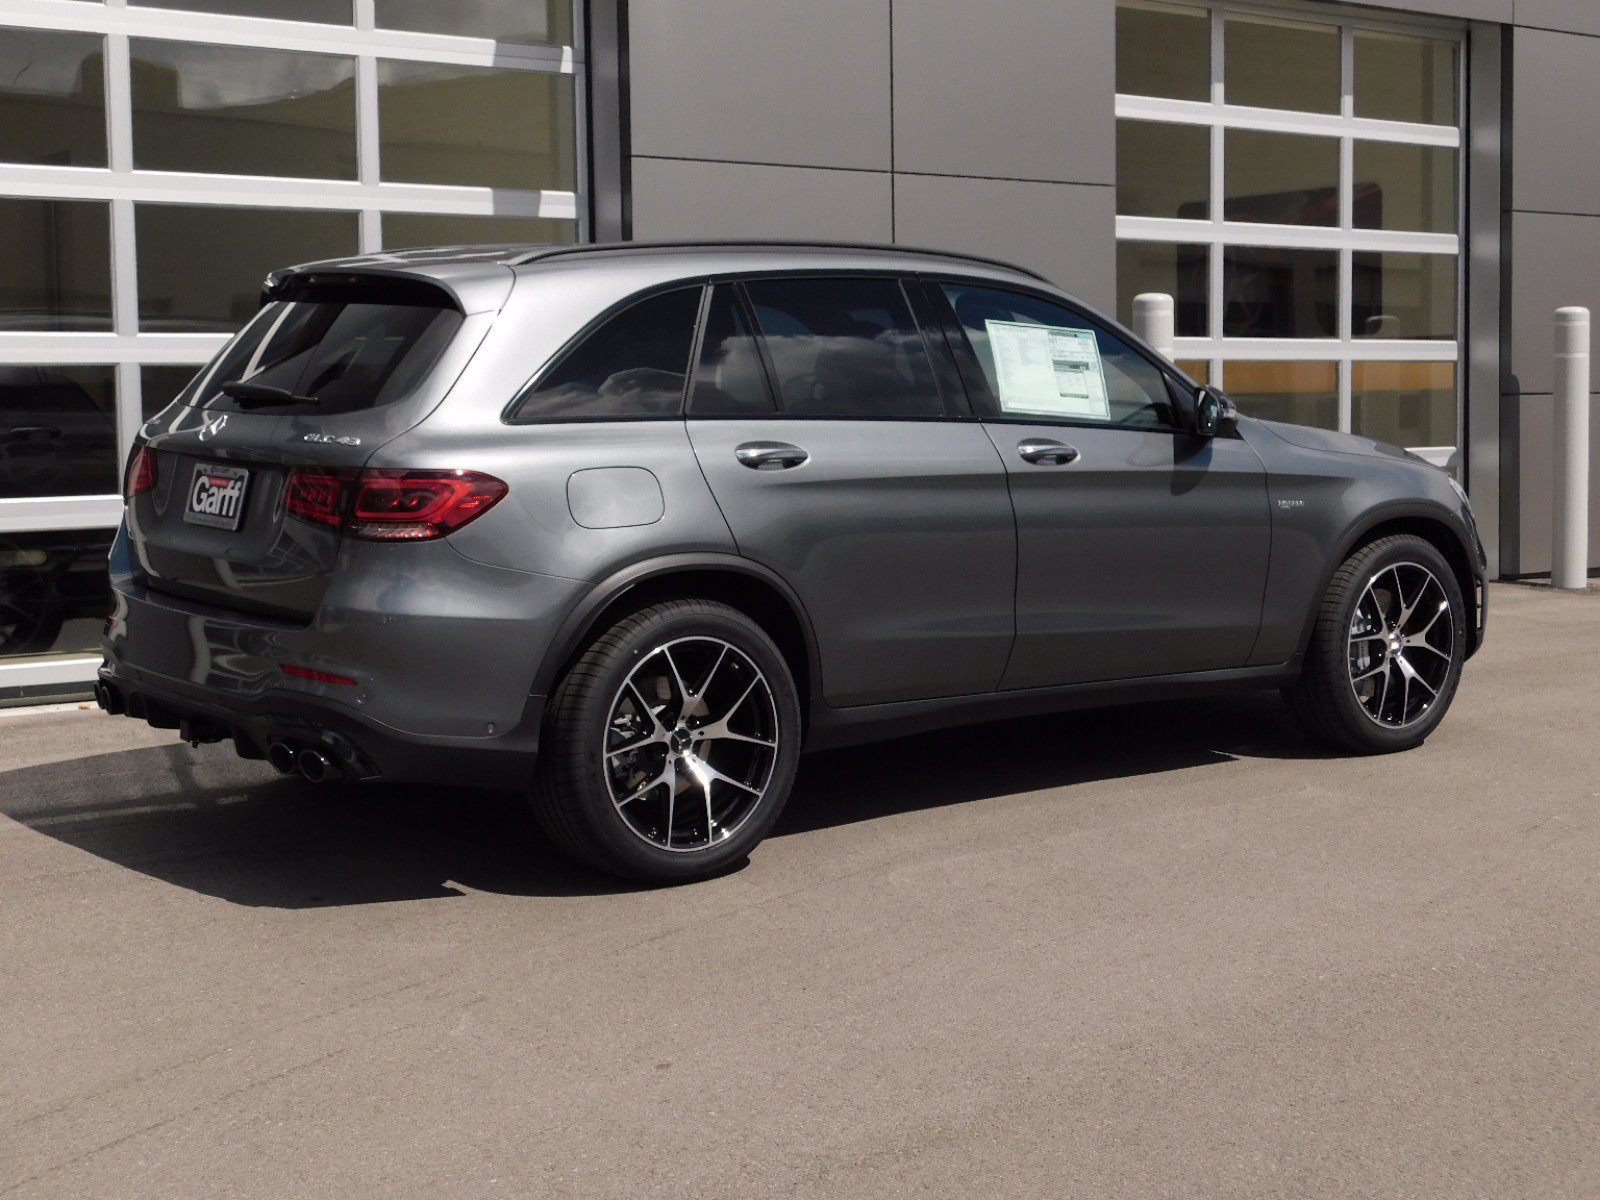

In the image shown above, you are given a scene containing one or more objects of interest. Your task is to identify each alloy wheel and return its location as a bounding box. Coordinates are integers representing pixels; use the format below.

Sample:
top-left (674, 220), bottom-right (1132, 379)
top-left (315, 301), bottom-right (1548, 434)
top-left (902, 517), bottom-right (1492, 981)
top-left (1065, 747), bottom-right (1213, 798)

top-left (601, 636), bottom-right (780, 852)
top-left (1346, 561), bottom-right (1456, 728)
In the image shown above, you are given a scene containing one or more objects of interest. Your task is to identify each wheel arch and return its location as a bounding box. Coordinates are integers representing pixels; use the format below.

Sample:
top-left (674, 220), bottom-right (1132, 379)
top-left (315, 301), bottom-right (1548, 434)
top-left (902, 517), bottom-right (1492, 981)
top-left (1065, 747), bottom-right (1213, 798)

top-left (1306, 506), bottom-right (1483, 659)
top-left (531, 554), bottom-right (821, 733)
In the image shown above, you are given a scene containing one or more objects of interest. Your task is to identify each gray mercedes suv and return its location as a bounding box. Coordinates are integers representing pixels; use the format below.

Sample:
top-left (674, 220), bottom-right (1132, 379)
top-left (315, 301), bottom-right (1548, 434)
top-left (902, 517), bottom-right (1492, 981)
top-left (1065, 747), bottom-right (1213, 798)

top-left (99, 241), bottom-right (1486, 882)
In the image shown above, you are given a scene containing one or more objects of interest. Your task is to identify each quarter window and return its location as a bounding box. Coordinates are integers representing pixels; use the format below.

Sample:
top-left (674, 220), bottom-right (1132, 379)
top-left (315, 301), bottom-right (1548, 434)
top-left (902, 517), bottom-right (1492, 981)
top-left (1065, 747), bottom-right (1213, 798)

top-left (742, 277), bottom-right (944, 419)
top-left (513, 288), bottom-right (702, 422)
top-left (942, 283), bottom-right (1178, 429)
top-left (690, 284), bottom-right (775, 417)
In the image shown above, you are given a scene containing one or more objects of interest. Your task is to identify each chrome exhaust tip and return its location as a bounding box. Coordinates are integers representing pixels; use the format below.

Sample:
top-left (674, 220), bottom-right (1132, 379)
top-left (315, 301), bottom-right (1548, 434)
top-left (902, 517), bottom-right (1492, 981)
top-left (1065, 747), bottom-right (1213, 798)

top-left (297, 747), bottom-right (337, 783)
top-left (267, 741), bottom-right (298, 776)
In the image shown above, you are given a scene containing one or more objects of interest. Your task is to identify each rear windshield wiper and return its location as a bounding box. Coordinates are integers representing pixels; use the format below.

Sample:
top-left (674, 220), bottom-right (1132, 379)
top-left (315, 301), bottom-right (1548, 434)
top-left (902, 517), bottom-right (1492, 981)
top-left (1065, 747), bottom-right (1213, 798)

top-left (218, 381), bottom-right (322, 408)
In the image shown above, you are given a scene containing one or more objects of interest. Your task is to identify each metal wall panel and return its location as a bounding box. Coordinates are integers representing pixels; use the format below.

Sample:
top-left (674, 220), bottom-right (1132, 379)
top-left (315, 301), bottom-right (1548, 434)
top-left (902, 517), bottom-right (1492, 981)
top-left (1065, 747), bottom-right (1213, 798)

top-left (891, 0), bottom-right (1114, 185)
top-left (1512, 0), bottom-right (1600, 37)
top-left (1507, 27), bottom-right (1600, 217)
top-left (627, 0), bottom-right (891, 172)
top-left (629, 157), bottom-right (893, 242)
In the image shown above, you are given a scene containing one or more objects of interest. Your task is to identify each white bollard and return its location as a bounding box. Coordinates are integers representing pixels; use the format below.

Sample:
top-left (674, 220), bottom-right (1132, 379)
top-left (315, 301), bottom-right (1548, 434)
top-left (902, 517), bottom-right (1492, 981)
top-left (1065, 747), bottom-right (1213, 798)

top-left (1553, 307), bottom-right (1591, 589)
top-left (1132, 292), bottom-right (1175, 362)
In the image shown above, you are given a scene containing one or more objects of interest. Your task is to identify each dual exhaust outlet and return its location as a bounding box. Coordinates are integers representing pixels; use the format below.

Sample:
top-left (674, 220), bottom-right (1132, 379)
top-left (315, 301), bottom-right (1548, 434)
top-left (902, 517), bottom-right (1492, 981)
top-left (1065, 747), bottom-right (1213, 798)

top-left (267, 740), bottom-right (342, 784)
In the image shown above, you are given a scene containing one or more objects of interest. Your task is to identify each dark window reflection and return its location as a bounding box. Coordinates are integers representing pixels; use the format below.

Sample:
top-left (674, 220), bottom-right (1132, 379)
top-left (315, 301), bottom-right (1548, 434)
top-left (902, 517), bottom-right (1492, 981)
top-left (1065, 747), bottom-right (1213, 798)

top-left (1223, 246), bottom-right (1338, 338)
top-left (136, 204), bottom-right (357, 332)
top-left (0, 198), bottom-right (112, 331)
top-left (140, 365), bottom-right (201, 420)
top-left (1353, 252), bottom-right (1457, 340)
top-left (130, 40), bottom-right (357, 180)
top-left (1117, 241), bottom-right (1208, 337)
top-left (375, 0), bottom-right (571, 45)
top-left (381, 212), bottom-right (577, 250)
top-left (513, 288), bottom-right (701, 421)
top-left (0, 365), bottom-right (118, 498)
top-left (0, 528), bottom-right (114, 659)
top-left (132, 0), bottom-right (352, 23)
top-left (691, 284), bottom-right (774, 417)
top-left (746, 277), bottom-right (943, 419)
top-left (0, 28), bottom-right (107, 167)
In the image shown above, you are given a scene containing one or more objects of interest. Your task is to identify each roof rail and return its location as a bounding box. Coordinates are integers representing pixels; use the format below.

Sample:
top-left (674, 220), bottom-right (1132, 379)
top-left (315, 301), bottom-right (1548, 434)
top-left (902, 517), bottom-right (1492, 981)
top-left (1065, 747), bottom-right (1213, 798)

top-left (506, 239), bottom-right (1050, 282)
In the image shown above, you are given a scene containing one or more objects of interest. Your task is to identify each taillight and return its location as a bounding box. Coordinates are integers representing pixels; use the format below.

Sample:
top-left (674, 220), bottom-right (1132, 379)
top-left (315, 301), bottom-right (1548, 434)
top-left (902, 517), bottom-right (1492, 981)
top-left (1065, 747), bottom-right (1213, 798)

top-left (125, 446), bottom-right (157, 499)
top-left (282, 467), bottom-right (507, 541)
top-left (280, 663), bottom-right (357, 686)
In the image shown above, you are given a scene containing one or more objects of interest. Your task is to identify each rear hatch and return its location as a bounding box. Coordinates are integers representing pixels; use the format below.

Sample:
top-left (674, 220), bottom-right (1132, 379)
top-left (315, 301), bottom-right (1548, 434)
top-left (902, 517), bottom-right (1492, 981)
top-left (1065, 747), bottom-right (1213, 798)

top-left (127, 275), bottom-right (480, 620)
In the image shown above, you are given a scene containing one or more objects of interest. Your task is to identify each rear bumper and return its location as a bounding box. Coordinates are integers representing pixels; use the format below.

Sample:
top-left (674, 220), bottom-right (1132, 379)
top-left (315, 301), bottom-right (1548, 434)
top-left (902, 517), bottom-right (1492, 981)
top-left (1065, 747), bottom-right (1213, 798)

top-left (95, 657), bottom-right (544, 789)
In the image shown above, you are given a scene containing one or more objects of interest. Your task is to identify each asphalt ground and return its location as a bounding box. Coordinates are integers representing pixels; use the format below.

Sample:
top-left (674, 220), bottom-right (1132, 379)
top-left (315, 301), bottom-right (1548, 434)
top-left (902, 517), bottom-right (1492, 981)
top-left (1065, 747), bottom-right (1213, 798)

top-left (1, 581), bottom-right (1597, 1199)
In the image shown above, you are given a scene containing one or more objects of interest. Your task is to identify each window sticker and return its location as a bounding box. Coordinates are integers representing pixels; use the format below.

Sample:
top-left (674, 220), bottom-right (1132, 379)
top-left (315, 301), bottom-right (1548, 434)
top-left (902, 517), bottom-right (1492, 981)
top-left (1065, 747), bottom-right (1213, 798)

top-left (984, 319), bottom-right (1111, 420)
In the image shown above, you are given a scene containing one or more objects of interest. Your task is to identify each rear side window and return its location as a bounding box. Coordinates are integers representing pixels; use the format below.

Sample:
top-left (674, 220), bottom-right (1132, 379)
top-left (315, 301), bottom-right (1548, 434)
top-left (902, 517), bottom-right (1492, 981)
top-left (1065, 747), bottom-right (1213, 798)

top-left (743, 277), bottom-right (945, 419)
top-left (689, 284), bottom-right (775, 417)
top-left (512, 287), bottom-right (702, 422)
top-left (189, 288), bottom-right (464, 416)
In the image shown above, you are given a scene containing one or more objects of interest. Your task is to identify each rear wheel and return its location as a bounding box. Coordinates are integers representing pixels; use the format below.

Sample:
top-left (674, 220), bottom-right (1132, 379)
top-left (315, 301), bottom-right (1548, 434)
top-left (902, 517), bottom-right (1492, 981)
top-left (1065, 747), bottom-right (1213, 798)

top-left (1286, 534), bottom-right (1467, 754)
top-left (532, 599), bottom-right (802, 883)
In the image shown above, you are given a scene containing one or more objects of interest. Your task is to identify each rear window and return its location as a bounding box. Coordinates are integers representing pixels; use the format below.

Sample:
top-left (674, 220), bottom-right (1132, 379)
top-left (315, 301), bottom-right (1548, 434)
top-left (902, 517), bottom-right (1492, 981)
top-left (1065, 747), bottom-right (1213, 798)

top-left (181, 285), bottom-right (464, 416)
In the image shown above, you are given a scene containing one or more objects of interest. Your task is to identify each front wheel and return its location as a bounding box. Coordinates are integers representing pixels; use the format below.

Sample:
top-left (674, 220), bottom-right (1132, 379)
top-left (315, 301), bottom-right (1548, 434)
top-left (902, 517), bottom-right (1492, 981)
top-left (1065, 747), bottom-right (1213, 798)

top-left (532, 599), bottom-right (802, 883)
top-left (1285, 534), bottom-right (1467, 754)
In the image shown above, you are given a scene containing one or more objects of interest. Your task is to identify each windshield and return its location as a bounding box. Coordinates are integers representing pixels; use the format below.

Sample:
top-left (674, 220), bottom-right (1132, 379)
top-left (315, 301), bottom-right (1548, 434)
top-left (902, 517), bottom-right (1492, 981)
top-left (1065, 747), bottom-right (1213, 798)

top-left (178, 288), bottom-right (464, 416)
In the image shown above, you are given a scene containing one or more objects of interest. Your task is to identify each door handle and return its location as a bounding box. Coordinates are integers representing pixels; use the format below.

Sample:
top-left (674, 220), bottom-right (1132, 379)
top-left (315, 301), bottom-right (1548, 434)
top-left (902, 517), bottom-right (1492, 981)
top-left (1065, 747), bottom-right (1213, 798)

top-left (1017, 439), bottom-right (1080, 465)
top-left (735, 441), bottom-right (809, 470)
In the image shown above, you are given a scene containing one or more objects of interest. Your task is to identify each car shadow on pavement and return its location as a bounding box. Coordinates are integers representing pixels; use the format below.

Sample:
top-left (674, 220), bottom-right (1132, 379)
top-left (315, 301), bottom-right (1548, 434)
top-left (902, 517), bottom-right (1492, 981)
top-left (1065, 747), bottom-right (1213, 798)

top-left (1, 693), bottom-right (1321, 908)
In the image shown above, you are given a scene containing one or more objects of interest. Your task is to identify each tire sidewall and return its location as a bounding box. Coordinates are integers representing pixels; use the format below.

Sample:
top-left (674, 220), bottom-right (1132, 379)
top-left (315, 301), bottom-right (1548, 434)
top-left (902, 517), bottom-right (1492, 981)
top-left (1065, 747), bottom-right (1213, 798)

top-left (553, 603), bottom-right (802, 882)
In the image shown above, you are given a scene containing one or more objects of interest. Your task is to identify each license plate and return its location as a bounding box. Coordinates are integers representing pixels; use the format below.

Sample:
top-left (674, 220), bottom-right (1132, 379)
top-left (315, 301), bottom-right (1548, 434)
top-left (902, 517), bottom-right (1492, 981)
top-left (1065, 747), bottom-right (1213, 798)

top-left (182, 462), bottom-right (250, 531)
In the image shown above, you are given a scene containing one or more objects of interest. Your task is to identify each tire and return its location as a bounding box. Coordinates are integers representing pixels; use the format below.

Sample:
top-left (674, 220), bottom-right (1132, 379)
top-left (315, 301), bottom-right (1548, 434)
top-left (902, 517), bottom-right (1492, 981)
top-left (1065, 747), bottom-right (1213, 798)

top-left (1285, 534), bottom-right (1467, 754)
top-left (531, 599), bottom-right (802, 883)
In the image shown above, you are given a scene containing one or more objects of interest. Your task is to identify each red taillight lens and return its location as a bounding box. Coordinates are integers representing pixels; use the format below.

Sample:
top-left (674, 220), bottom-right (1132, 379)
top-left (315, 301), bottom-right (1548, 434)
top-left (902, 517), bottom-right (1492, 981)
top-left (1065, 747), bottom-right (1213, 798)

top-left (280, 663), bottom-right (357, 686)
top-left (282, 467), bottom-right (506, 541)
top-left (125, 446), bottom-right (157, 499)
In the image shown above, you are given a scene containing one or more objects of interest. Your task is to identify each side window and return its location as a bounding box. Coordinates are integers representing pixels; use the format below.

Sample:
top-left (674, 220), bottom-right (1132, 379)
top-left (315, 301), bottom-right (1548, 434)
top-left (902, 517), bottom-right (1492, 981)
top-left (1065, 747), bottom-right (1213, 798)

top-left (511, 286), bottom-right (701, 421)
top-left (743, 277), bottom-right (944, 419)
top-left (689, 283), bottom-right (775, 417)
top-left (940, 283), bottom-right (1178, 429)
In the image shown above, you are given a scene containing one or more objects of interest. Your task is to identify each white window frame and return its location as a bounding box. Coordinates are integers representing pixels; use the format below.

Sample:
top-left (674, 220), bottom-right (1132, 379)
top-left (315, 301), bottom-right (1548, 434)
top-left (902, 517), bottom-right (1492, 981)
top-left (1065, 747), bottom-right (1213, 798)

top-left (0, 0), bottom-right (585, 690)
top-left (1115, 0), bottom-right (1467, 469)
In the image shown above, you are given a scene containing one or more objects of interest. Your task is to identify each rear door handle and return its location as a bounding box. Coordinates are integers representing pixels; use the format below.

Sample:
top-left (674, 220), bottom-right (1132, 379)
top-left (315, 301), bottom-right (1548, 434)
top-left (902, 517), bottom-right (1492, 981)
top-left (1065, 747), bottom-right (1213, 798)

top-left (735, 441), bottom-right (809, 470)
top-left (1016, 439), bottom-right (1080, 465)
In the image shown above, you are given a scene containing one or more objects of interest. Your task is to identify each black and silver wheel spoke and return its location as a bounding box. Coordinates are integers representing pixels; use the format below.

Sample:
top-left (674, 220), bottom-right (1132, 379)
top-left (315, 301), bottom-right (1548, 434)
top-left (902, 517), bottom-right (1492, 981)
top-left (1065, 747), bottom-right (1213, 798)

top-left (1346, 560), bottom-right (1456, 729)
top-left (601, 636), bottom-right (779, 853)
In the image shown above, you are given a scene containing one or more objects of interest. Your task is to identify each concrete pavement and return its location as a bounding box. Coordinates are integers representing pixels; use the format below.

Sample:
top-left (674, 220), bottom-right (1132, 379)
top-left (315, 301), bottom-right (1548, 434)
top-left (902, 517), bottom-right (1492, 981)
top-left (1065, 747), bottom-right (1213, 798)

top-left (1, 582), bottom-right (1597, 1198)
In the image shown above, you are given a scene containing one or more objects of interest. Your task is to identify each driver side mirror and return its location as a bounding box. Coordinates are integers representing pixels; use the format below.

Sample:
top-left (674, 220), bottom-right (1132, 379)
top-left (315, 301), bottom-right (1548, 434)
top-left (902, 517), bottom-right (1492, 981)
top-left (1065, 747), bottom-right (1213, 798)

top-left (1192, 385), bottom-right (1239, 438)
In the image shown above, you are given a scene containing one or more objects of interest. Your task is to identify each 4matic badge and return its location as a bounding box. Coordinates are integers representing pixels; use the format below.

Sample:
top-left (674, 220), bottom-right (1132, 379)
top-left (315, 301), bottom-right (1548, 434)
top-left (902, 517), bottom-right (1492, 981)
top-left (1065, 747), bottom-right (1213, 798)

top-left (300, 433), bottom-right (362, 447)
top-left (1276, 498), bottom-right (1306, 511)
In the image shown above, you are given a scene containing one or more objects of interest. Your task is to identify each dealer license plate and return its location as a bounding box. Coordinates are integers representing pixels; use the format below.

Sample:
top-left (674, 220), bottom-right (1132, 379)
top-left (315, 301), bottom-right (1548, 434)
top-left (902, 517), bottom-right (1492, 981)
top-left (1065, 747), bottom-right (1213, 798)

top-left (182, 462), bottom-right (250, 531)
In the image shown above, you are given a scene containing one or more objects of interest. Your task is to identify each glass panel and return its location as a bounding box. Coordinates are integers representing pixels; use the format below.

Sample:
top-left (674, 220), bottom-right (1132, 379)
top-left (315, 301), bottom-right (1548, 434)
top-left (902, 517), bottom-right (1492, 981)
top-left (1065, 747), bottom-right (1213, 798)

top-left (746, 278), bottom-right (943, 420)
top-left (1117, 120), bottom-right (1209, 219)
top-left (1116, 2), bottom-right (1209, 102)
top-left (1176, 359), bottom-right (1209, 385)
top-left (513, 289), bottom-right (702, 421)
top-left (0, 199), bottom-right (112, 332)
top-left (1116, 241), bottom-right (1208, 337)
top-left (0, 365), bottom-right (118, 498)
top-left (691, 285), bottom-right (774, 418)
top-left (1225, 15), bottom-right (1339, 114)
top-left (140, 365), bottom-right (201, 420)
top-left (1225, 130), bottom-right (1339, 227)
top-left (136, 204), bottom-right (358, 332)
top-left (1223, 247), bottom-right (1338, 338)
top-left (1354, 31), bottom-right (1457, 126)
top-left (1352, 361), bottom-right (1456, 446)
top-left (130, 41), bottom-right (356, 179)
top-left (189, 291), bottom-right (464, 416)
top-left (1222, 360), bottom-right (1338, 430)
top-left (0, 528), bottom-right (116, 660)
top-left (375, 0), bottom-right (572, 46)
top-left (940, 283), bottom-right (1179, 428)
top-left (0, 28), bottom-right (106, 167)
top-left (381, 212), bottom-right (577, 250)
top-left (1353, 141), bottom-right (1456, 234)
top-left (378, 62), bottom-right (575, 191)
top-left (132, 0), bottom-right (352, 22)
top-left (1352, 252), bottom-right (1456, 340)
